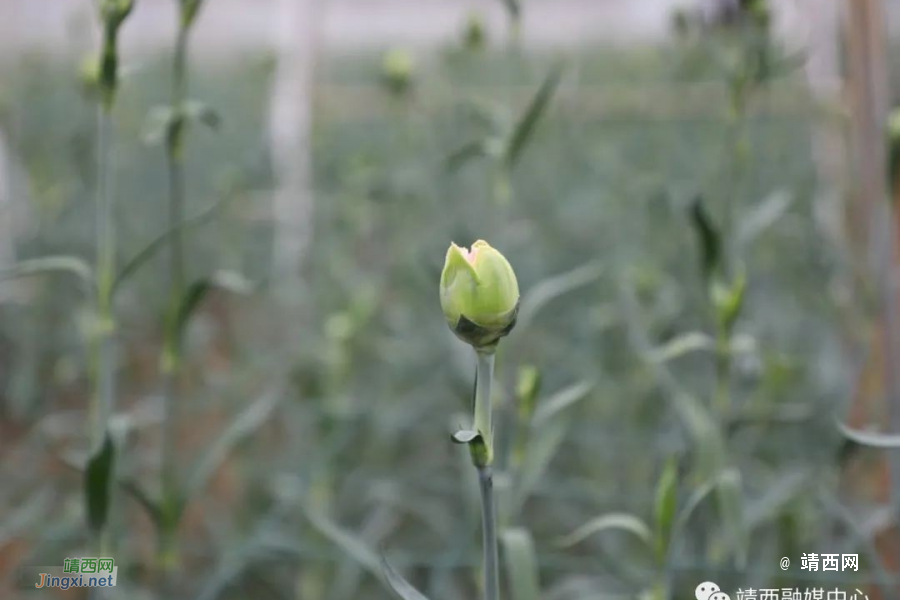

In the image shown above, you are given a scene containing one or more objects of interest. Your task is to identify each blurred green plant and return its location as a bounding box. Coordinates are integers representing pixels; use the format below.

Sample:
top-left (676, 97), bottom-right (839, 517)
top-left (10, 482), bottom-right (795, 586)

top-left (446, 64), bottom-right (562, 204)
top-left (0, 12), bottom-right (886, 599)
top-left (462, 13), bottom-right (487, 52)
top-left (381, 48), bottom-right (416, 97)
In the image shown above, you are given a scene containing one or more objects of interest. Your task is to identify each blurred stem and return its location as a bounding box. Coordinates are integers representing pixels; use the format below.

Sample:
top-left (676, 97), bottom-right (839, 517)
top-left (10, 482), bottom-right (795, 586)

top-left (477, 465), bottom-right (500, 600)
top-left (91, 103), bottom-right (117, 556)
top-left (723, 93), bottom-right (747, 254)
top-left (474, 350), bottom-right (496, 460)
top-left (714, 332), bottom-right (731, 415)
top-left (159, 20), bottom-right (191, 570)
top-left (92, 105), bottom-right (116, 453)
top-left (491, 166), bottom-right (512, 206)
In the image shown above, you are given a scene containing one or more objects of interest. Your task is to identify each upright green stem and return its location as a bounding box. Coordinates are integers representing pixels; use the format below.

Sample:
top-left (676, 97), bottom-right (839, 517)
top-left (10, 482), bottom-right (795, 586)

top-left (474, 350), bottom-right (495, 458)
top-left (168, 27), bottom-right (188, 300)
top-left (92, 105), bottom-right (116, 454)
top-left (88, 91), bottom-right (118, 573)
top-left (477, 465), bottom-right (500, 600)
top-left (471, 349), bottom-right (499, 600)
top-left (716, 352), bottom-right (731, 419)
top-left (159, 20), bottom-right (190, 569)
top-left (714, 338), bottom-right (731, 416)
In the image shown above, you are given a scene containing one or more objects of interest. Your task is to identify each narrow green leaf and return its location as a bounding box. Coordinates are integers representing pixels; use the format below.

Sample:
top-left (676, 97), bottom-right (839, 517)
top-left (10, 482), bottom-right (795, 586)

top-left (670, 391), bottom-right (723, 478)
top-left (715, 469), bottom-right (747, 568)
top-left (653, 459), bottom-right (678, 559)
top-left (744, 470), bottom-right (809, 531)
top-left (0, 256), bottom-right (94, 288)
top-left (646, 332), bottom-right (715, 363)
top-left (505, 64), bottom-right (563, 168)
top-left (119, 478), bottom-right (162, 527)
top-left (445, 140), bottom-right (487, 172)
top-left (174, 279), bottom-right (212, 342)
top-left (555, 513), bottom-right (652, 548)
top-left (183, 390), bottom-right (279, 505)
top-left (143, 100), bottom-right (219, 146)
top-left (673, 469), bottom-right (735, 536)
top-left (451, 429), bottom-right (480, 444)
top-left (142, 105), bottom-right (176, 146)
top-left (711, 268), bottom-right (746, 333)
top-left (184, 100), bottom-right (222, 131)
top-left (837, 420), bottom-right (900, 449)
top-left (332, 506), bottom-right (401, 600)
top-left (169, 269), bottom-right (255, 346)
top-left (532, 381), bottom-right (593, 427)
top-left (302, 507), bottom-right (381, 578)
top-left (501, 527), bottom-right (541, 600)
top-left (689, 197), bottom-right (721, 282)
top-left (737, 190), bottom-right (792, 246)
top-left (515, 365), bottom-right (542, 419)
top-left (84, 432), bottom-right (115, 532)
top-left (210, 269), bottom-right (256, 295)
top-left (381, 555), bottom-right (431, 600)
top-left (112, 200), bottom-right (223, 297)
top-left (512, 413), bottom-right (570, 514)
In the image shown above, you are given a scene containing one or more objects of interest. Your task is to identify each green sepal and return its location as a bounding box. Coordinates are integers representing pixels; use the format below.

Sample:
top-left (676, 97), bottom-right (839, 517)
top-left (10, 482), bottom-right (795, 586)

top-left (453, 300), bottom-right (519, 350)
top-left (451, 429), bottom-right (490, 468)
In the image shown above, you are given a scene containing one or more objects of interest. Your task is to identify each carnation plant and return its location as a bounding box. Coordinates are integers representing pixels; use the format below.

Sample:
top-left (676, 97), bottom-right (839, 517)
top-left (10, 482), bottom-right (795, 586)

top-left (382, 239), bottom-right (519, 600)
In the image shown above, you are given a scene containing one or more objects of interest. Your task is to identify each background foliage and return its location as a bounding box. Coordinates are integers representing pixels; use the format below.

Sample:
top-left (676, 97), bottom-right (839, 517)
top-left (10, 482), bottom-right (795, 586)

top-left (0, 6), bottom-right (895, 599)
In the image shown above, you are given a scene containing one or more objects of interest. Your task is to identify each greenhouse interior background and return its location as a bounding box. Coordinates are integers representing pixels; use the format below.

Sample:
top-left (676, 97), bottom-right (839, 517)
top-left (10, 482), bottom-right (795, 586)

top-left (3, 0), bottom-right (900, 599)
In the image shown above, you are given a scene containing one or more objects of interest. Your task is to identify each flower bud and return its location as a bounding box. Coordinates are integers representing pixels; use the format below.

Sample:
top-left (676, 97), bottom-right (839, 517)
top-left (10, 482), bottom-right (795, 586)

top-left (462, 12), bottom-right (487, 51)
top-left (381, 48), bottom-right (414, 95)
top-left (440, 240), bottom-right (519, 349)
top-left (98, 0), bottom-right (135, 109)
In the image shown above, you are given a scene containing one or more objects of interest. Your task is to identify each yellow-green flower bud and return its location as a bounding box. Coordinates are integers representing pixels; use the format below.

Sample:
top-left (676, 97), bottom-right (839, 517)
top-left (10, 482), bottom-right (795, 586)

top-left (440, 240), bottom-right (519, 349)
top-left (381, 48), bottom-right (414, 95)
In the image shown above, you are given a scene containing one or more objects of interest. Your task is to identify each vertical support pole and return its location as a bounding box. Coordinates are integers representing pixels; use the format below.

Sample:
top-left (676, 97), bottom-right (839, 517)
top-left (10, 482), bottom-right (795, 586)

top-left (269, 0), bottom-right (320, 280)
top-left (843, 0), bottom-right (900, 591)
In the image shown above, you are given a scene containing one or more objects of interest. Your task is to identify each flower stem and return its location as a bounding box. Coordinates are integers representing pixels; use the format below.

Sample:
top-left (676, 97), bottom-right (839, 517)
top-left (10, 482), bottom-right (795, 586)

top-left (91, 105), bottom-right (116, 455)
top-left (477, 465), bottom-right (500, 600)
top-left (714, 333), bottom-right (731, 416)
top-left (471, 349), bottom-right (499, 600)
top-left (474, 350), bottom-right (495, 461)
top-left (159, 20), bottom-right (190, 571)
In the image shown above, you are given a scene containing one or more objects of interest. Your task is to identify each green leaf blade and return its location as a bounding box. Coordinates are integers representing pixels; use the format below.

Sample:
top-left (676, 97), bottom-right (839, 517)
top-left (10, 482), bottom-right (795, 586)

top-left (837, 420), bottom-right (900, 449)
top-left (689, 196), bottom-right (721, 282)
top-left (0, 256), bottom-right (94, 288)
top-left (84, 432), bottom-right (116, 533)
top-left (380, 555), bottom-right (431, 600)
top-left (555, 513), bottom-right (652, 549)
top-left (501, 527), bottom-right (541, 600)
top-left (505, 64), bottom-right (563, 168)
top-left (653, 459), bottom-right (678, 559)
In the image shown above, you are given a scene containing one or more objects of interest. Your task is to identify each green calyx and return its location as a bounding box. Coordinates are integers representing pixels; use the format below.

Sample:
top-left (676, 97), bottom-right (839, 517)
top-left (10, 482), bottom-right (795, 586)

top-left (181, 0), bottom-right (205, 28)
top-left (97, 0), bottom-right (135, 108)
top-left (100, 0), bottom-right (134, 30)
top-left (440, 240), bottom-right (519, 349)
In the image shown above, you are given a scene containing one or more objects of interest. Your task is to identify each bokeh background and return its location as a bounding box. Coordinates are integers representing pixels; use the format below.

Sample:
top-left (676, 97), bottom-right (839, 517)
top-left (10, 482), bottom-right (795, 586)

top-left (2, 0), bottom-right (900, 598)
